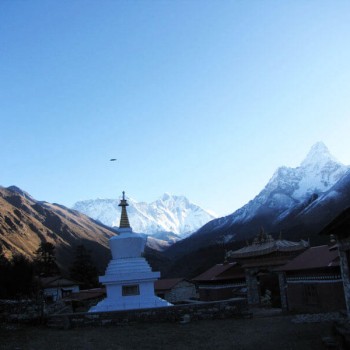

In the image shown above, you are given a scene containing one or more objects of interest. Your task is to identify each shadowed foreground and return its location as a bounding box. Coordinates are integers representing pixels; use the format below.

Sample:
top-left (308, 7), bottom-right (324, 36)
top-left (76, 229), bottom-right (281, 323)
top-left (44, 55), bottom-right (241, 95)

top-left (1, 314), bottom-right (332, 350)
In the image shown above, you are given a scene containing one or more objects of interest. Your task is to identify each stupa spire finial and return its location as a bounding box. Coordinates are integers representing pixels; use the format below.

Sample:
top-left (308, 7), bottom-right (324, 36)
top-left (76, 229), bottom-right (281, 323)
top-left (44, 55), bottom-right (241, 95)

top-left (118, 191), bottom-right (131, 229)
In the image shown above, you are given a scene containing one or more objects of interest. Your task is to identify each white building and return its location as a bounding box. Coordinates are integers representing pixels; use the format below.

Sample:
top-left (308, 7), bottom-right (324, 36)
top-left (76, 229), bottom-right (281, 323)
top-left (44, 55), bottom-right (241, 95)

top-left (89, 192), bottom-right (171, 312)
top-left (40, 276), bottom-right (80, 302)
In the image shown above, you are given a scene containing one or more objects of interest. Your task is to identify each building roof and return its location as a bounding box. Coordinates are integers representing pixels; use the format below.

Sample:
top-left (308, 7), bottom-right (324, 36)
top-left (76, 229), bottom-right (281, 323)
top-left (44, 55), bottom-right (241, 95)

top-left (154, 278), bottom-right (185, 291)
top-left (40, 276), bottom-right (80, 288)
top-left (192, 262), bottom-right (245, 282)
top-left (63, 288), bottom-right (106, 301)
top-left (319, 207), bottom-right (350, 238)
top-left (228, 239), bottom-right (309, 259)
top-left (280, 245), bottom-right (339, 271)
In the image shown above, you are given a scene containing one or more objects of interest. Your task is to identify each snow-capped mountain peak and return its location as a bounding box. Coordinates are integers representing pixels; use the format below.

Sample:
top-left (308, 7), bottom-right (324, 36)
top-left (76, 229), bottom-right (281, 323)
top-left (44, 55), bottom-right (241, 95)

top-left (72, 194), bottom-right (216, 238)
top-left (160, 192), bottom-right (172, 202)
top-left (215, 142), bottom-right (349, 228)
top-left (262, 142), bottom-right (347, 203)
top-left (300, 141), bottom-right (337, 169)
top-left (294, 143), bottom-right (346, 200)
top-left (166, 142), bottom-right (350, 267)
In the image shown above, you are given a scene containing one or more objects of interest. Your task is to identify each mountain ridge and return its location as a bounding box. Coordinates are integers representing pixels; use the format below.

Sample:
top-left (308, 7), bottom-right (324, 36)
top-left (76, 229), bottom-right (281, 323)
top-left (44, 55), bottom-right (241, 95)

top-left (2, 142), bottom-right (350, 279)
top-left (166, 142), bottom-right (350, 261)
top-left (72, 193), bottom-right (216, 238)
top-left (0, 185), bottom-right (171, 275)
top-left (0, 185), bottom-right (115, 272)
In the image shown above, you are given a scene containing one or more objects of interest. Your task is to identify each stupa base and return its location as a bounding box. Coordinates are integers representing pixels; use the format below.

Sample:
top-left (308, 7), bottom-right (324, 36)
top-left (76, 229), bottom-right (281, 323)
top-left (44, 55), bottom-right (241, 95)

top-left (89, 296), bottom-right (171, 313)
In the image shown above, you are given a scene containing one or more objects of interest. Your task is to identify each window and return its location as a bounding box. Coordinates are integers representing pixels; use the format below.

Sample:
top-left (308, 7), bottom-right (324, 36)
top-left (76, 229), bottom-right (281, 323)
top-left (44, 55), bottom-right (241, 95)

top-left (122, 285), bottom-right (140, 296)
top-left (61, 288), bottom-right (73, 298)
top-left (44, 295), bottom-right (54, 303)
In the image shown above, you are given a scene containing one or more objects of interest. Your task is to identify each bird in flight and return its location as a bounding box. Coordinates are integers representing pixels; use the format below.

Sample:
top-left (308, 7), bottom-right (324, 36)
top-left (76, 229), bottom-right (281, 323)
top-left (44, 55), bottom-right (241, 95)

top-left (110, 158), bottom-right (117, 161)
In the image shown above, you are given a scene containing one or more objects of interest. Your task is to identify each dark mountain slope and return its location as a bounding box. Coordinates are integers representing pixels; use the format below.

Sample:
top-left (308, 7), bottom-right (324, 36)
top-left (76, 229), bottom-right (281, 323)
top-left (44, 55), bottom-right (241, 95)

top-left (0, 186), bottom-right (115, 273)
top-left (164, 145), bottom-right (350, 276)
top-left (277, 169), bottom-right (350, 242)
top-left (0, 186), bottom-right (169, 275)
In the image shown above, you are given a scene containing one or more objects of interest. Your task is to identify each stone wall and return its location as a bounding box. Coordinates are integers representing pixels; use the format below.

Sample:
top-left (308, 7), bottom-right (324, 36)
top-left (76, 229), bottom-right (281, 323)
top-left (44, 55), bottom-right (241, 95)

top-left (1, 299), bottom-right (69, 324)
top-left (48, 298), bottom-right (248, 329)
top-left (338, 239), bottom-right (350, 317)
top-left (198, 285), bottom-right (246, 301)
top-left (163, 281), bottom-right (197, 303)
top-left (287, 282), bottom-right (346, 313)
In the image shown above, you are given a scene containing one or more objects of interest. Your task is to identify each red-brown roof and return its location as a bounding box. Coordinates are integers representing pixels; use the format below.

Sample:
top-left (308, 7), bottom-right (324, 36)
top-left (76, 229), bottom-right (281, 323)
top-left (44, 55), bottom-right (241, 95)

top-left (281, 245), bottom-right (339, 271)
top-left (64, 288), bottom-right (106, 301)
top-left (40, 276), bottom-right (80, 288)
top-left (154, 278), bottom-right (184, 291)
top-left (192, 262), bottom-right (245, 282)
top-left (229, 239), bottom-right (309, 258)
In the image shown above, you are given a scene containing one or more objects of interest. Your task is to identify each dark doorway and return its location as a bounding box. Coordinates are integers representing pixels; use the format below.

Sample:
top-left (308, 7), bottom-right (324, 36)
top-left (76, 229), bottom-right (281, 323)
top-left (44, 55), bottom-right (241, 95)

top-left (258, 271), bottom-right (281, 308)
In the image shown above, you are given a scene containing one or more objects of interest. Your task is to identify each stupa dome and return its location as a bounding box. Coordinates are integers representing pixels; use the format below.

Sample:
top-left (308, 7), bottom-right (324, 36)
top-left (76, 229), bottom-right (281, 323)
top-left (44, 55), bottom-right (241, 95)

top-left (109, 191), bottom-right (146, 259)
top-left (109, 232), bottom-right (146, 259)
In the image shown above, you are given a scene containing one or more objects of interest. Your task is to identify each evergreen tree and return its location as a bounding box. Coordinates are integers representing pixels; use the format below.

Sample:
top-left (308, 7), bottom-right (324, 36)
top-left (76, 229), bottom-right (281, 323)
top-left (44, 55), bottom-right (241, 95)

top-left (0, 252), bottom-right (11, 298)
top-left (0, 253), bottom-right (35, 297)
top-left (69, 245), bottom-right (98, 289)
top-left (9, 254), bottom-right (35, 297)
top-left (34, 242), bottom-right (60, 277)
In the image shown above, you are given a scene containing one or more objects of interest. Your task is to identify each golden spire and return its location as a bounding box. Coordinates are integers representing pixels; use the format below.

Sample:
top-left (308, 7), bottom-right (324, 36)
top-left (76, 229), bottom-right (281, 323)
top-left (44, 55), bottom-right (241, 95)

top-left (118, 191), bottom-right (131, 229)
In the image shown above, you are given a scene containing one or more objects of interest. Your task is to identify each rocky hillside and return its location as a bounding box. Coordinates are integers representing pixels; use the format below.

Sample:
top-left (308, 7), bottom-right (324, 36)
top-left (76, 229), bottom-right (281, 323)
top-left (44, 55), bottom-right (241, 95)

top-left (0, 186), bottom-right (171, 275)
top-left (0, 186), bottom-right (116, 272)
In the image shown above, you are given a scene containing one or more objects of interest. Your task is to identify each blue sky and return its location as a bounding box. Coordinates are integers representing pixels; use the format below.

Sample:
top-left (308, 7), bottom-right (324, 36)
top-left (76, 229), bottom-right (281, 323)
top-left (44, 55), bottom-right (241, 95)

top-left (1, 1), bottom-right (350, 216)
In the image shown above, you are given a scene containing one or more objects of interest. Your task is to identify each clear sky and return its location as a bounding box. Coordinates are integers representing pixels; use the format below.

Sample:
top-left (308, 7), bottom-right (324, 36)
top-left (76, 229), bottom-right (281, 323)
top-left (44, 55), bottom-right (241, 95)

top-left (1, 1), bottom-right (350, 216)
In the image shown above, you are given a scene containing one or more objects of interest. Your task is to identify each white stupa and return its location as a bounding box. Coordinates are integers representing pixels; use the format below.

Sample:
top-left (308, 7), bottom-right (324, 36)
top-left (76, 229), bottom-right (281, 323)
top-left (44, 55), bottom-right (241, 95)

top-left (89, 191), bottom-right (171, 312)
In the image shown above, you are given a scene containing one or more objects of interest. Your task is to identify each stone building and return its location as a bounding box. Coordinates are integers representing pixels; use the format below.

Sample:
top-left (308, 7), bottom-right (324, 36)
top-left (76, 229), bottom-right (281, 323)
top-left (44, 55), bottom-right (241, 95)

top-left (192, 262), bottom-right (246, 301)
top-left (89, 192), bottom-right (170, 312)
top-left (280, 245), bottom-right (345, 312)
top-left (227, 230), bottom-right (308, 308)
top-left (155, 278), bottom-right (196, 303)
top-left (320, 207), bottom-right (350, 317)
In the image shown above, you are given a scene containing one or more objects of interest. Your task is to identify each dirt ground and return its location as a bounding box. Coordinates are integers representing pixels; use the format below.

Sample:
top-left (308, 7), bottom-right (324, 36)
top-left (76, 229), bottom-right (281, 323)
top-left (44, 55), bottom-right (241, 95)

top-left (0, 313), bottom-right (334, 350)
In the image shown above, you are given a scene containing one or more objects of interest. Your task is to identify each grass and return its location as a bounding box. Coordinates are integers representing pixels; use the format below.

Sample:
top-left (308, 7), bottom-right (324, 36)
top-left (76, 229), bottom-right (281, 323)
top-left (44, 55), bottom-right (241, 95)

top-left (0, 314), bottom-right (333, 350)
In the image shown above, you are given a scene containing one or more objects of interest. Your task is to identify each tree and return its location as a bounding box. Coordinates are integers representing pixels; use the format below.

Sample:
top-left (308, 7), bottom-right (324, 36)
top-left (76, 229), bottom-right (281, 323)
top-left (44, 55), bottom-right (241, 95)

top-left (0, 252), bottom-right (11, 298)
top-left (69, 245), bottom-right (98, 289)
top-left (34, 242), bottom-right (60, 277)
top-left (0, 253), bottom-right (35, 298)
top-left (10, 254), bottom-right (35, 296)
